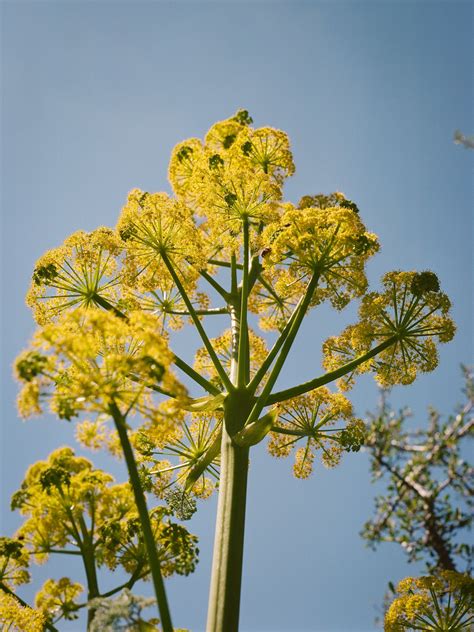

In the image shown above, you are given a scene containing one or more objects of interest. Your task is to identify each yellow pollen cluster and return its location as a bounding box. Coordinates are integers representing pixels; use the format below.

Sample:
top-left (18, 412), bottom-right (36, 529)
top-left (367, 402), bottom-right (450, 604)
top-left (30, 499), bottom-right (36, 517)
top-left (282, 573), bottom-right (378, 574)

top-left (261, 202), bottom-right (379, 310)
top-left (117, 189), bottom-right (208, 293)
top-left (194, 328), bottom-right (268, 385)
top-left (168, 111), bottom-right (294, 253)
top-left (15, 309), bottom-right (185, 433)
top-left (323, 270), bottom-right (455, 389)
top-left (26, 227), bottom-right (123, 325)
top-left (0, 592), bottom-right (45, 632)
top-left (150, 411), bottom-right (222, 499)
top-left (268, 387), bottom-right (363, 478)
top-left (385, 571), bottom-right (474, 631)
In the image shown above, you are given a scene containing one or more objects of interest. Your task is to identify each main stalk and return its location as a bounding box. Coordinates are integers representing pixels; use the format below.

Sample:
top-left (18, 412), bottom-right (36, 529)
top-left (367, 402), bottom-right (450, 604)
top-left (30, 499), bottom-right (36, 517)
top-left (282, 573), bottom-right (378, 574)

top-left (206, 287), bottom-right (252, 631)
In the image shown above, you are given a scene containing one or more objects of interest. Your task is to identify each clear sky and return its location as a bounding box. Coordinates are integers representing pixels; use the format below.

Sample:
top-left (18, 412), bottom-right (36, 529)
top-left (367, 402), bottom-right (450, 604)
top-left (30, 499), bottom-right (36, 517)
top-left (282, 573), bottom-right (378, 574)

top-left (1, 1), bottom-right (472, 630)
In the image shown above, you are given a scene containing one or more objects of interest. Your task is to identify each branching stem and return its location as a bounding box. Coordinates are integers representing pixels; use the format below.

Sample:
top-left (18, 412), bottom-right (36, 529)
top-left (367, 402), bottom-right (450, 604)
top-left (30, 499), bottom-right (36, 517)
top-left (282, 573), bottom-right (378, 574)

top-left (161, 252), bottom-right (233, 391)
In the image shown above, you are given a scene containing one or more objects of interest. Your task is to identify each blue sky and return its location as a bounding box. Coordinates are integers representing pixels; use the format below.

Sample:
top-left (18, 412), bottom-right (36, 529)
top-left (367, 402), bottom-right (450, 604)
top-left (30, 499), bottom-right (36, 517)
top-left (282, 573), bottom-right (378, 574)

top-left (1, 1), bottom-right (472, 630)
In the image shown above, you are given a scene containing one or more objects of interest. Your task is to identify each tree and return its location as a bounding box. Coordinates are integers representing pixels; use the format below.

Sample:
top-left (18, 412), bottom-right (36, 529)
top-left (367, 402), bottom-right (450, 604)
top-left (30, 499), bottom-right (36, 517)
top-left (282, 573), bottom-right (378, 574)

top-left (7, 110), bottom-right (456, 631)
top-left (453, 130), bottom-right (474, 149)
top-left (362, 367), bottom-right (473, 573)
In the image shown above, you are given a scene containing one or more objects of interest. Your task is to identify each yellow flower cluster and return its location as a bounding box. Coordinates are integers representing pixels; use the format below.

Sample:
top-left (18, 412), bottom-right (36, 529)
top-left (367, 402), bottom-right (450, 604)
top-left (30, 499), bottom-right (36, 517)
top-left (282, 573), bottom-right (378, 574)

top-left (151, 411), bottom-right (222, 499)
top-left (248, 267), bottom-right (301, 332)
top-left (12, 447), bottom-right (199, 580)
top-left (117, 189), bottom-right (208, 294)
top-left (0, 538), bottom-right (30, 588)
top-left (168, 110), bottom-right (294, 252)
top-left (15, 309), bottom-right (185, 434)
top-left (26, 227), bottom-right (123, 325)
top-left (0, 592), bottom-right (45, 632)
top-left (35, 577), bottom-right (83, 622)
top-left (268, 387), bottom-right (365, 478)
top-left (194, 328), bottom-right (268, 386)
top-left (323, 271), bottom-right (455, 389)
top-left (260, 200), bottom-right (379, 310)
top-left (128, 280), bottom-right (210, 333)
top-left (385, 571), bottom-right (474, 631)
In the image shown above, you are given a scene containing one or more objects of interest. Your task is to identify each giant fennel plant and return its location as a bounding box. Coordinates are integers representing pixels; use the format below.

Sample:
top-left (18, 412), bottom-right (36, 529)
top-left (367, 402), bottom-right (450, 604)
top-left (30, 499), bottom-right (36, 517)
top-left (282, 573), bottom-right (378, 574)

top-left (5, 110), bottom-right (457, 631)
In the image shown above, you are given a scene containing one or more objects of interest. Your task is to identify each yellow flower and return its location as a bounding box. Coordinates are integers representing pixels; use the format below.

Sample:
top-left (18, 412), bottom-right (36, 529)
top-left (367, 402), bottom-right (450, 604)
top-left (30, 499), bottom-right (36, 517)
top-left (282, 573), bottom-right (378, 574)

top-left (151, 411), bottom-right (222, 499)
top-left (26, 227), bottom-right (123, 324)
top-left (261, 200), bottom-right (379, 310)
top-left (194, 328), bottom-right (268, 387)
top-left (268, 388), bottom-right (363, 478)
top-left (12, 447), bottom-right (199, 580)
top-left (323, 270), bottom-right (455, 389)
top-left (0, 592), bottom-right (45, 632)
top-left (385, 572), bottom-right (474, 631)
top-left (248, 267), bottom-right (301, 332)
top-left (35, 577), bottom-right (83, 622)
top-left (130, 280), bottom-right (210, 333)
top-left (15, 309), bottom-right (185, 425)
top-left (0, 538), bottom-right (30, 588)
top-left (168, 110), bottom-right (292, 254)
top-left (117, 189), bottom-right (208, 293)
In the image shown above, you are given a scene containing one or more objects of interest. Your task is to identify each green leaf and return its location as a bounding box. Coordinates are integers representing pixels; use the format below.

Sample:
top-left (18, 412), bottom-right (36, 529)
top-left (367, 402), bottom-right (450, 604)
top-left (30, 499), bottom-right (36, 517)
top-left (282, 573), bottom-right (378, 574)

top-left (232, 408), bottom-right (279, 447)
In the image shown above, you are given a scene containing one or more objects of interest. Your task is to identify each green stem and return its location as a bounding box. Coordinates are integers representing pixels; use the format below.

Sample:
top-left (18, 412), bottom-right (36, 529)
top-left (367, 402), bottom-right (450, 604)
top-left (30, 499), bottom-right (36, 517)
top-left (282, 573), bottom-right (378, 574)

top-left (161, 252), bottom-right (233, 392)
top-left (206, 423), bottom-right (249, 632)
top-left (110, 405), bottom-right (173, 632)
top-left (247, 272), bottom-right (320, 424)
top-left (99, 564), bottom-right (146, 598)
top-left (267, 336), bottom-right (398, 404)
top-left (248, 292), bottom-right (305, 393)
top-left (173, 354), bottom-right (221, 395)
top-left (237, 220), bottom-right (250, 387)
top-left (206, 294), bottom-right (252, 632)
top-left (199, 269), bottom-right (232, 302)
top-left (231, 254), bottom-right (238, 295)
top-left (76, 516), bottom-right (100, 629)
top-left (0, 582), bottom-right (59, 632)
top-left (92, 293), bottom-right (126, 318)
top-left (209, 258), bottom-right (243, 270)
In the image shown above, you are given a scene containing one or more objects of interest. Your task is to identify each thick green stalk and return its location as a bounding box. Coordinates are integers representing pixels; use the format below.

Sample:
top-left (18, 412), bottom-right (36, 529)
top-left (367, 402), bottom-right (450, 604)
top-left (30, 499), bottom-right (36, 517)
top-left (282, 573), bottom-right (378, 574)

top-left (84, 550), bottom-right (100, 628)
top-left (206, 420), bottom-right (249, 631)
top-left (206, 299), bottom-right (252, 631)
top-left (111, 405), bottom-right (173, 632)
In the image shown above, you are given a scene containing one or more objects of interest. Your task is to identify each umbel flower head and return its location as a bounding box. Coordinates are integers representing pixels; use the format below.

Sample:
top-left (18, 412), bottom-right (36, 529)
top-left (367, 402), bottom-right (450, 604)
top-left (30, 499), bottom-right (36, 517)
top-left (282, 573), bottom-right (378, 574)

top-left (268, 387), bottom-right (366, 478)
top-left (385, 571), bottom-right (474, 631)
top-left (168, 109), bottom-right (294, 253)
top-left (35, 577), bottom-right (83, 622)
top-left (15, 308), bottom-right (185, 429)
top-left (260, 199), bottom-right (379, 310)
top-left (117, 189), bottom-right (208, 294)
top-left (11, 447), bottom-right (199, 578)
top-left (149, 410), bottom-right (222, 499)
top-left (26, 227), bottom-right (123, 325)
top-left (0, 591), bottom-right (46, 632)
top-left (323, 270), bottom-right (455, 389)
top-left (0, 536), bottom-right (30, 588)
